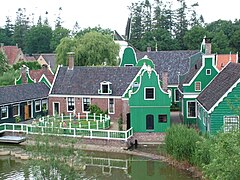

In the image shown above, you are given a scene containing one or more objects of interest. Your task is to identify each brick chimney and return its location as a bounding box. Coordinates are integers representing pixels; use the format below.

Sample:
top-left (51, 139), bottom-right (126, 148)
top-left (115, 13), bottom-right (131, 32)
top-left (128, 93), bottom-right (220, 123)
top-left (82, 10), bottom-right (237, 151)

top-left (67, 52), bottom-right (75, 70)
top-left (162, 71), bottom-right (168, 92)
top-left (147, 47), bottom-right (151, 52)
top-left (204, 37), bottom-right (212, 55)
top-left (21, 65), bottom-right (29, 84)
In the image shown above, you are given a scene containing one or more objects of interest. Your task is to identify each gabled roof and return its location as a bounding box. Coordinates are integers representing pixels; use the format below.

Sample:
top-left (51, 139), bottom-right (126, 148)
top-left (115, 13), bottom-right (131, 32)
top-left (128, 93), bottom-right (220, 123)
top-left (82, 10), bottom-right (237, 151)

top-left (136, 50), bottom-right (199, 85)
top-left (1, 46), bottom-right (23, 65)
top-left (38, 54), bottom-right (56, 70)
top-left (0, 82), bottom-right (49, 105)
top-left (50, 66), bottom-right (141, 96)
top-left (29, 67), bottom-right (54, 84)
top-left (197, 62), bottom-right (240, 112)
top-left (216, 54), bottom-right (238, 71)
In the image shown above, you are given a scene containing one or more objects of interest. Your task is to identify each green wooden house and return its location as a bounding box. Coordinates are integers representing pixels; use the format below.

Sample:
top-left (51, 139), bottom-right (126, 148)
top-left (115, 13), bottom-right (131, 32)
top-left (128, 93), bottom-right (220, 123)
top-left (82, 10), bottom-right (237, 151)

top-left (178, 38), bottom-right (219, 125)
top-left (119, 46), bottom-right (137, 67)
top-left (123, 64), bottom-right (171, 133)
top-left (197, 62), bottom-right (240, 134)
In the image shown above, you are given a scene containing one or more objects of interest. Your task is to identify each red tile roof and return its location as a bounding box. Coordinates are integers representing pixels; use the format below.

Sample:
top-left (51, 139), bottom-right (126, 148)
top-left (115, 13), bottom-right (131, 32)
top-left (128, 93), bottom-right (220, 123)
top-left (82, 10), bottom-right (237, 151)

top-left (29, 67), bottom-right (54, 84)
top-left (2, 46), bottom-right (22, 65)
top-left (216, 54), bottom-right (238, 71)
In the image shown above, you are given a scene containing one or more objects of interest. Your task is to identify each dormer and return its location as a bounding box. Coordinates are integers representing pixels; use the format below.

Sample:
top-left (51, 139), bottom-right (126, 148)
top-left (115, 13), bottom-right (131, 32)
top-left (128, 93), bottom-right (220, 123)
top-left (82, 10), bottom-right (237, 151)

top-left (98, 81), bottom-right (112, 94)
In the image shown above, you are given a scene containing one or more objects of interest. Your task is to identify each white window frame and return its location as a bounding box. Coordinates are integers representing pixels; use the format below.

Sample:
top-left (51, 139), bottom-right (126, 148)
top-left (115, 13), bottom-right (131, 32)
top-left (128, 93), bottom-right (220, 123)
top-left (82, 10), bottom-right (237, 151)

top-left (42, 99), bottom-right (48, 111)
top-left (174, 89), bottom-right (180, 102)
top-left (187, 101), bottom-right (197, 118)
top-left (1, 106), bottom-right (9, 119)
top-left (195, 81), bottom-right (201, 91)
top-left (13, 104), bottom-right (20, 117)
top-left (108, 98), bottom-right (115, 114)
top-left (224, 115), bottom-right (239, 133)
top-left (99, 81), bottom-right (112, 94)
top-left (67, 97), bottom-right (75, 112)
top-left (35, 100), bottom-right (41, 112)
top-left (144, 87), bottom-right (155, 100)
top-left (206, 69), bottom-right (211, 75)
top-left (82, 97), bottom-right (91, 113)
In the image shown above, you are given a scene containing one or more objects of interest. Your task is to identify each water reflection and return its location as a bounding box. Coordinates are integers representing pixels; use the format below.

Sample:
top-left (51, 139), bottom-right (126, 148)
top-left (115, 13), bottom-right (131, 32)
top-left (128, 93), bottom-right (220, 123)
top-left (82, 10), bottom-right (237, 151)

top-left (0, 145), bottom-right (195, 180)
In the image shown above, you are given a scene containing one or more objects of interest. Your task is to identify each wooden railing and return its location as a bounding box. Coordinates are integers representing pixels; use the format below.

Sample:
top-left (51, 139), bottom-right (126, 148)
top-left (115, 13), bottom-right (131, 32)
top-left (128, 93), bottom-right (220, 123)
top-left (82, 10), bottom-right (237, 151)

top-left (0, 123), bottom-right (133, 141)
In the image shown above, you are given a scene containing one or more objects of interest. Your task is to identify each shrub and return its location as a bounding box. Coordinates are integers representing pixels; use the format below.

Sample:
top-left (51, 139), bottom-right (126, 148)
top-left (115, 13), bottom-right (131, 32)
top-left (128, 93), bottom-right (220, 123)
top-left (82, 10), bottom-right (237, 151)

top-left (89, 104), bottom-right (107, 116)
top-left (165, 124), bottom-right (201, 162)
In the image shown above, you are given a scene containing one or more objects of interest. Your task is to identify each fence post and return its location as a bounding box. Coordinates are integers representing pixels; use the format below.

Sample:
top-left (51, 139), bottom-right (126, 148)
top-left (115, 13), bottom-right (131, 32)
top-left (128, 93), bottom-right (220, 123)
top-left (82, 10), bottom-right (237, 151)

top-left (94, 113), bottom-right (96, 121)
top-left (108, 131), bottom-right (110, 140)
top-left (60, 122), bottom-right (62, 128)
top-left (74, 128), bottom-right (76, 137)
top-left (78, 113), bottom-right (80, 120)
top-left (69, 122), bottom-right (71, 128)
top-left (70, 113), bottom-right (72, 121)
top-left (100, 114), bottom-right (102, 122)
top-left (103, 120), bottom-right (105, 129)
top-left (88, 121), bottom-right (91, 129)
top-left (79, 122), bottom-right (81, 128)
top-left (86, 113), bottom-right (89, 121)
top-left (47, 115), bottom-right (50, 121)
top-left (90, 130), bottom-right (92, 139)
top-left (125, 131), bottom-right (127, 141)
top-left (96, 121), bottom-right (98, 130)
top-left (61, 113), bottom-right (63, 122)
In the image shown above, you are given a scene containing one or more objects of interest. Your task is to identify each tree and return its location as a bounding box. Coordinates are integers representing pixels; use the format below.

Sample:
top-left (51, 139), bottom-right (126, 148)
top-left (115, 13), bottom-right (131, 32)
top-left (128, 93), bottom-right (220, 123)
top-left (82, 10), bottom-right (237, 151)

top-left (230, 29), bottom-right (240, 53)
top-left (50, 27), bottom-right (70, 52)
top-left (25, 25), bottom-right (52, 54)
top-left (0, 51), bottom-right (9, 76)
top-left (183, 26), bottom-right (207, 50)
top-left (211, 30), bottom-right (230, 54)
top-left (13, 61), bottom-right (41, 70)
top-left (0, 68), bottom-right (19, 86)
top-left (75, 31), bottom-right (119, 66)
top-left (4, 16), bottom-right (14, 45)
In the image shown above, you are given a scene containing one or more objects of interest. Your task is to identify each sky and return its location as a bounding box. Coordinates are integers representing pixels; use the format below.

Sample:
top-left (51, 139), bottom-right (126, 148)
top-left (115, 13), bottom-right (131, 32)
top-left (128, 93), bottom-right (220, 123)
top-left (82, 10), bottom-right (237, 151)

top-left (0, 0), bottom-right (239, 35)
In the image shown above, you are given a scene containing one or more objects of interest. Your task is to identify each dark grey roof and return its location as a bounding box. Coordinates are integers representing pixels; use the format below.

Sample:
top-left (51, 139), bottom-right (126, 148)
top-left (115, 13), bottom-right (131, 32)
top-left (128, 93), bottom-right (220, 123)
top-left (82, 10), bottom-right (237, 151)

top-left (42, 54), bottom-right (56, 70)
top-left (0, 83), bottom-right (49, 105)
top-left (51, 66), bottom-right (141, 96)
top-left (136, 50), bottom-right (199, 85)
top-left (197, 62), bottom-right (240, 111)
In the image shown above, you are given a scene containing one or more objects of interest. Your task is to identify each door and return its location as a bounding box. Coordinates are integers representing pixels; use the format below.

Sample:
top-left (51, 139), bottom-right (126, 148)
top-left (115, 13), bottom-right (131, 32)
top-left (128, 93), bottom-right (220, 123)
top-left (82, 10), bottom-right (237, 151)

top-left (127, 113), bottom-right (131, 130)
top-left (53, 102), bottom-right (60, 116)
top-left (146, 114), bottom-right (154, 130)
top-left (24, 104), bottom-right (29, 120)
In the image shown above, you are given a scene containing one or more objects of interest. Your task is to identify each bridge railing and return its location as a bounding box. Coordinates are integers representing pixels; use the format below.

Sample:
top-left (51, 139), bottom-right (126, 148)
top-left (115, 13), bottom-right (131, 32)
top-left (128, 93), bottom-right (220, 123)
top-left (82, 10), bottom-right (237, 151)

top-left (0, 123), bottom-right (133, 141)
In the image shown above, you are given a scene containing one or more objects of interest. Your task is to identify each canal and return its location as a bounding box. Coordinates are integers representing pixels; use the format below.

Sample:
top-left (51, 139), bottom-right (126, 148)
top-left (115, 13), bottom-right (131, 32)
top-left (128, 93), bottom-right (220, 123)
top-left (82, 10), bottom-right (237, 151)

top-left (0, 144), bottom-right (195, 180)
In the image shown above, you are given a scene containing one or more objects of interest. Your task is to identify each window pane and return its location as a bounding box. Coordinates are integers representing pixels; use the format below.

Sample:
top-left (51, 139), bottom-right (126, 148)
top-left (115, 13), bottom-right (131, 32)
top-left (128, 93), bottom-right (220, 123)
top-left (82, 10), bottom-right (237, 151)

top-left (145, 88), bottom-right (154, 99)
top-left (1, 107), bottom-right (8, 118)
top-left (83, 98), bottom-right (90, 112)
top-left (13, 105), bottom-right (19, 116)
top-left (224, 116), bottom-right (239, 132)
top-left (35, 101), bottom-right (41, 112)
top-left (102, 84), bottom-right (108, 93)
top-left (158, 115), bottom-right (167, 123)
top-left (175, 89), bottom-right (180, 102)
top-left (68, 97), bottom-right (75, 111)
top-left (109, 98), bottom-right (114, 113)
top-left (188, 102), bottom-right (196, 117)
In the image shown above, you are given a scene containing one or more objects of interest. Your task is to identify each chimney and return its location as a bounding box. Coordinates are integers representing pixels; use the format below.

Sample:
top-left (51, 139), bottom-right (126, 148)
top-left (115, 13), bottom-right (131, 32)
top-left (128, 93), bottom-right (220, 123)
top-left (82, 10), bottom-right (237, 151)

top-left (147, 47), bottom-right (151, 52)
top-left (67, 52), bottom-right (75, 70)
top-left (204, 37), bottom-right (212, 55)
top-left (42, 64), bottom-right (48, 73)
top-left (21, 65), bottom-right (28, 84)
top-left (162, 71), bottom-right (168, 92)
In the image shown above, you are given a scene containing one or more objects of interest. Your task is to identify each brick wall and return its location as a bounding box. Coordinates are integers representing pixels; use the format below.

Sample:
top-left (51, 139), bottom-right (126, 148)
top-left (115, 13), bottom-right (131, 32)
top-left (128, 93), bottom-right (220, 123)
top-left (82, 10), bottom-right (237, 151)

top-left (48, 97), bottom-right (129, 123)
top-left (132, 132), bottom-right (165, 143)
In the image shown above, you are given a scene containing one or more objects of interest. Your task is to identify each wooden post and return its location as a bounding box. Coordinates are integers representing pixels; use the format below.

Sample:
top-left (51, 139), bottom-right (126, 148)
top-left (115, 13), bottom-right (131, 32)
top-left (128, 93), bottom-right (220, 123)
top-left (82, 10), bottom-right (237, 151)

top-left (108, 131), bottom-right (110, 140)
top-left (86, 113), bottom-right (89, 121)
top-left (94, 113), bottom-right (96, 121)
top-left (100, 114), bottom-right (102, 122)
top-left (70, 113), bottom-right (72, 121)
top-left (78, 113), bottom-right (80, 120)
top-left (61, 113), bottom-right (63, 122)
top-left (69, 122), bottom-right (71, 128)
top-left (96, 120), bottom-right (99, 130)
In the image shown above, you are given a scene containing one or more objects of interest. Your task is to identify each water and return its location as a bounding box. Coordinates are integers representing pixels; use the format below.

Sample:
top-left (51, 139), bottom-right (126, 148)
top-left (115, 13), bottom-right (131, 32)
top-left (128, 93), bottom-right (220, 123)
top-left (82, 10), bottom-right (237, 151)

top-left (0, 145), bottom-right (195, 180)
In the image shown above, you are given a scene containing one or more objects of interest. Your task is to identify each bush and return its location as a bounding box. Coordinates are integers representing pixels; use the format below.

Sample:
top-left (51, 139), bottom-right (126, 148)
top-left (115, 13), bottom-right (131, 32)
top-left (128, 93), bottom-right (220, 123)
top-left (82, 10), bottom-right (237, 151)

top-left (165, 124), bottom-right (201, 162)
top-left (89, 104), bottom-right (107, 116)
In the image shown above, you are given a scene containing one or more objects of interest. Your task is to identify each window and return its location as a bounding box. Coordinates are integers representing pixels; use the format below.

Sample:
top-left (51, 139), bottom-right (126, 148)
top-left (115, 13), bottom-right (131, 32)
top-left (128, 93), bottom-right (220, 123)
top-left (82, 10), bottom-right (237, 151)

top-left (145, 87), bottom-right (155, 100)
top-left (13, 104), bottom-right (20, 117)
top-left (99, 81), bottom-right (112, 94)
top-left (35, 100), bottom-right (41, 112)
top-left (174, 89), bottom-right (180, 102)
top-left (224, 116), bottom-right (239, 132)
top-left (67, 97), bottom-right (75, 111)
top-left (124, 64), bottom-right (133, 67)
top-left (108, 98), bottom-right (115, 114)
top-left (195, 82), bottom-right (201, 91)
top-left (42, 99), bottom-right (48, 111)
top-left (83, 98), bottom-right (90, 112)
top-left (187, 101), bottom-right (196, 118)
top-left (146, 114), bottom-right (154, 130)
top-left (206, 69), bottom-right (211, 75)
top-left (158, 115), bottom-right (167, 123)
top-left (1, 106), bottom-right (8, 119)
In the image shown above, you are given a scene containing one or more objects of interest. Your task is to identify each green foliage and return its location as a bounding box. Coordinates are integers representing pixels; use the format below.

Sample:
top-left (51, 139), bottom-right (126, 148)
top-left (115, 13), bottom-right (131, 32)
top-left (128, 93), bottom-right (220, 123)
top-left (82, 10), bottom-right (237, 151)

top-left (165, 124), bottom-right (200, 161)
top-left (0, 68), bottom-right (19, 86)
top-left (89, 104), bottom-right (107, 116)
top-left (15, 116), bottom-right (21, 123)
top-left (0, 51), bottom-right (10, 75)
top-left (203, 131), bottom-right (240, 180)
top-left (13, 61), bottom-right (41, 70)
top-left (50, 27), bottom-right (70, 52)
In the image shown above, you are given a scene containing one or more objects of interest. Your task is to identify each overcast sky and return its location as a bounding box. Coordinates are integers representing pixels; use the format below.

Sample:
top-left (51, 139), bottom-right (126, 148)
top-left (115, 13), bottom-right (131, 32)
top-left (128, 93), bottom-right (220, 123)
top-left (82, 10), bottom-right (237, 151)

top-left (0, 0), bottom-right (239, 35)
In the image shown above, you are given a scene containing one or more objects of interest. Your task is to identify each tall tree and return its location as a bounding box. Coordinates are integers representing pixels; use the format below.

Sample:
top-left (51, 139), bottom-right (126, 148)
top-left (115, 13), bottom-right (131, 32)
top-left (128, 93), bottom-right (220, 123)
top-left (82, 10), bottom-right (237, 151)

top-left (13, 8), bottom-right (30, 51)
top-left (0, 51), bottom-right (10, 76)
top-left (4, 16), bottom-right (14, 45)
top-left (50, 27), bottom-right (70, 52)
top-left (25, 24), bottom-right (52, 54)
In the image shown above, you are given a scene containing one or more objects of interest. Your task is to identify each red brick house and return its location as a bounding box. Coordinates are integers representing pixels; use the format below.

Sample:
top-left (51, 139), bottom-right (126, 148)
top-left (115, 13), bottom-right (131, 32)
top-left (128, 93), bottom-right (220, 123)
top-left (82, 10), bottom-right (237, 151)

top-left (48, 55), bottom-right (141, 124)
